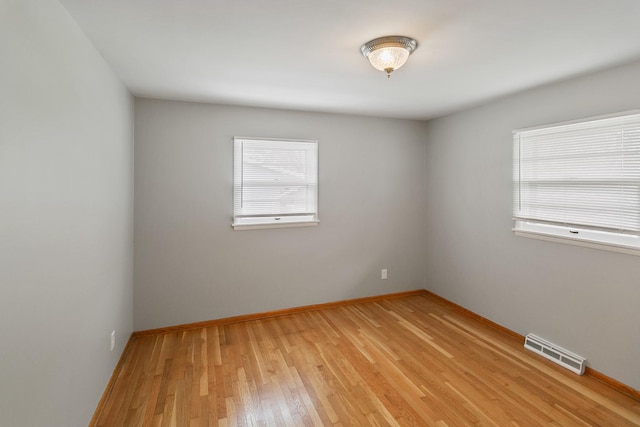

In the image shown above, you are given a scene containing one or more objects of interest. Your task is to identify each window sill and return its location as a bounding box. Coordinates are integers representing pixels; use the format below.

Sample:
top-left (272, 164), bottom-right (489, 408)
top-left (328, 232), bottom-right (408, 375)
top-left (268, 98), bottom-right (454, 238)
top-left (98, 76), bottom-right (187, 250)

top-left (513, 229), bottom-right (640, 257)
top-left (232, 220), bottom-right (319, 231)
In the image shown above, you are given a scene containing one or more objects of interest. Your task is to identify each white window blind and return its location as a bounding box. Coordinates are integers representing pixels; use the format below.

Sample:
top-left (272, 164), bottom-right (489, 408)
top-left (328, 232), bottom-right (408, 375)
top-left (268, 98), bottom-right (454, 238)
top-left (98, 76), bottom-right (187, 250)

top-left (233, 137), bottom-right (318, 230)
top-left (513, 111), bottom-right (640, 251)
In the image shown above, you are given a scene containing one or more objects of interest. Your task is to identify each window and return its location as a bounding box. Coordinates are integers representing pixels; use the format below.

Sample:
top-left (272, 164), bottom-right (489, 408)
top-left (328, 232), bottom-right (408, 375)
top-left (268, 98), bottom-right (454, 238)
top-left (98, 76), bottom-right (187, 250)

top-left (513, 111), bottom-right (640, 255)
top-left (233, 137), bottom-right (319, 230)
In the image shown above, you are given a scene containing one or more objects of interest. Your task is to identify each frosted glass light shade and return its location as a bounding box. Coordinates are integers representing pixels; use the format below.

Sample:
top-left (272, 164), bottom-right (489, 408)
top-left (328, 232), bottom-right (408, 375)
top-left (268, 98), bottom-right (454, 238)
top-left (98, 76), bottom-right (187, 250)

top-left (368, 46), bottom-right (410, 72)
top-left (360, 36), bottom-right (418, 77)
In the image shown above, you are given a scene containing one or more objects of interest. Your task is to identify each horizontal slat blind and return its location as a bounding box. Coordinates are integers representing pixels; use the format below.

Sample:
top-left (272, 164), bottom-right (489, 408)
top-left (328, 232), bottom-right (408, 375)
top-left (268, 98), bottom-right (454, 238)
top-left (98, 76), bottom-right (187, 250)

top-left (234, 137), bottom-right (318, 223)
top-left (513, 112), bottom-right (640, 233)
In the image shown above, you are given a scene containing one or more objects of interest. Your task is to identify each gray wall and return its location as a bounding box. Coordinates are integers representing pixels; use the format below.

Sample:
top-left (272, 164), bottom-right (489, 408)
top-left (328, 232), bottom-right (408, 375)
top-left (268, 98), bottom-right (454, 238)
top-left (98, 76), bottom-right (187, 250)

top-left (134, 99), bottom-right (427, 330)
top-left (0, 1), bottom-right (133, 426)
top-left (423, 59), bottom-right (640, 390)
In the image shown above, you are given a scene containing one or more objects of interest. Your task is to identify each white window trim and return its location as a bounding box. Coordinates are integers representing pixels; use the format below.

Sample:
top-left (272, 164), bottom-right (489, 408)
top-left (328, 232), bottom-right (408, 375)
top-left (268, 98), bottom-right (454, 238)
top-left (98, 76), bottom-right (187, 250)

top-left (512, 110), bottom-right (640, 256)
top-left (232, 136), bottom-right (319, 231)
top-left (232, 220), bottom-right (319, 231)
top-left (513, 221), bottom-right (640, 257)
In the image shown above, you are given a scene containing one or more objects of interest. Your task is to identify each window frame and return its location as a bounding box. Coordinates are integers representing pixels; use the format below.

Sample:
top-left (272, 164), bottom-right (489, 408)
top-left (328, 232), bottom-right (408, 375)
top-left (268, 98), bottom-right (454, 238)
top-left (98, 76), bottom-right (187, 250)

top-left (232, 136), bottom-right (319, 231)
top-left (512, 111), bottom-right (640, 256)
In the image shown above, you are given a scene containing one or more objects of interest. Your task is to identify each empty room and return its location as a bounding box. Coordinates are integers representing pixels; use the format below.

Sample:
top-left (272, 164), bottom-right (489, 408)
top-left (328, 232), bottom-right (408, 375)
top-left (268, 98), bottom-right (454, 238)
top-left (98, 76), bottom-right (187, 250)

top-left (2, 0), bottom-right (640, 426)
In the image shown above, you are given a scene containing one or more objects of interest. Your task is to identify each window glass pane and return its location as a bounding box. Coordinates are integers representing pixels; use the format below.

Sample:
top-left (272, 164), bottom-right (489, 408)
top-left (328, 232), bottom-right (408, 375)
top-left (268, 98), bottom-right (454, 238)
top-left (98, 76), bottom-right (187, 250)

top-left (233, 137), bottom-right (318, 229)
top-left (513, 111), bottom-right (640, 250)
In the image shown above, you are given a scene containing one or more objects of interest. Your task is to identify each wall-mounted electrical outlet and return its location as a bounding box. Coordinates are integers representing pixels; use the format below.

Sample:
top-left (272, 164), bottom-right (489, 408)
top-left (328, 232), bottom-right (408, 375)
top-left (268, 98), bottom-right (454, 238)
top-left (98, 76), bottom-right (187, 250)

top-left (110, 330), bottom-right (116, 352)
top-left (381, 269), bottom-right (388, 280)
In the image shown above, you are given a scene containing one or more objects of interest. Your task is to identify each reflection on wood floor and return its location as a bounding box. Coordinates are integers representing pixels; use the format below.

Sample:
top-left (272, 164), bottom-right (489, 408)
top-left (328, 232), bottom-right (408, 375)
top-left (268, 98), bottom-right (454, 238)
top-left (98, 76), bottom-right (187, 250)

top-left (93, 293), bottom-right (640, 426)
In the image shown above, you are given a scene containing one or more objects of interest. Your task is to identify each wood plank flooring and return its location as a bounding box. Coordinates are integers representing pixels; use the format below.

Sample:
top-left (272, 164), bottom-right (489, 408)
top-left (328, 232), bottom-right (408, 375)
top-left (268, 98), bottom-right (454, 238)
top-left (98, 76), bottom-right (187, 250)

top-left (93, 294), bottom-right (640, 426)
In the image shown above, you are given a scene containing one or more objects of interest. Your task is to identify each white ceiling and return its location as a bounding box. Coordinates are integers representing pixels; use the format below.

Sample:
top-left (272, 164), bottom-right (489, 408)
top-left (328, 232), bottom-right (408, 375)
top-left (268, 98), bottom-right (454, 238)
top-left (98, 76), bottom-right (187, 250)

top-left (59, 0), bottom-right (640, 120)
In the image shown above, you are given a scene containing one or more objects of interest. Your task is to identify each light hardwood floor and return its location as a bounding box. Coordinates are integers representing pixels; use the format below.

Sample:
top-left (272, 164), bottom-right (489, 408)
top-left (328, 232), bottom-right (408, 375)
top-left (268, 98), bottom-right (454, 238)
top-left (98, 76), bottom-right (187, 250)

top-left (93, 294), bottom-right (640, 426)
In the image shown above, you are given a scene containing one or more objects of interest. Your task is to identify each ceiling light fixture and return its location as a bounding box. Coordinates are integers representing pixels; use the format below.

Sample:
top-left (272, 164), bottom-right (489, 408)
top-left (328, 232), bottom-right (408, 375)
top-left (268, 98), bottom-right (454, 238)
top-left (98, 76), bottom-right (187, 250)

top-left (360, 35), bottom-right (418, 78)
